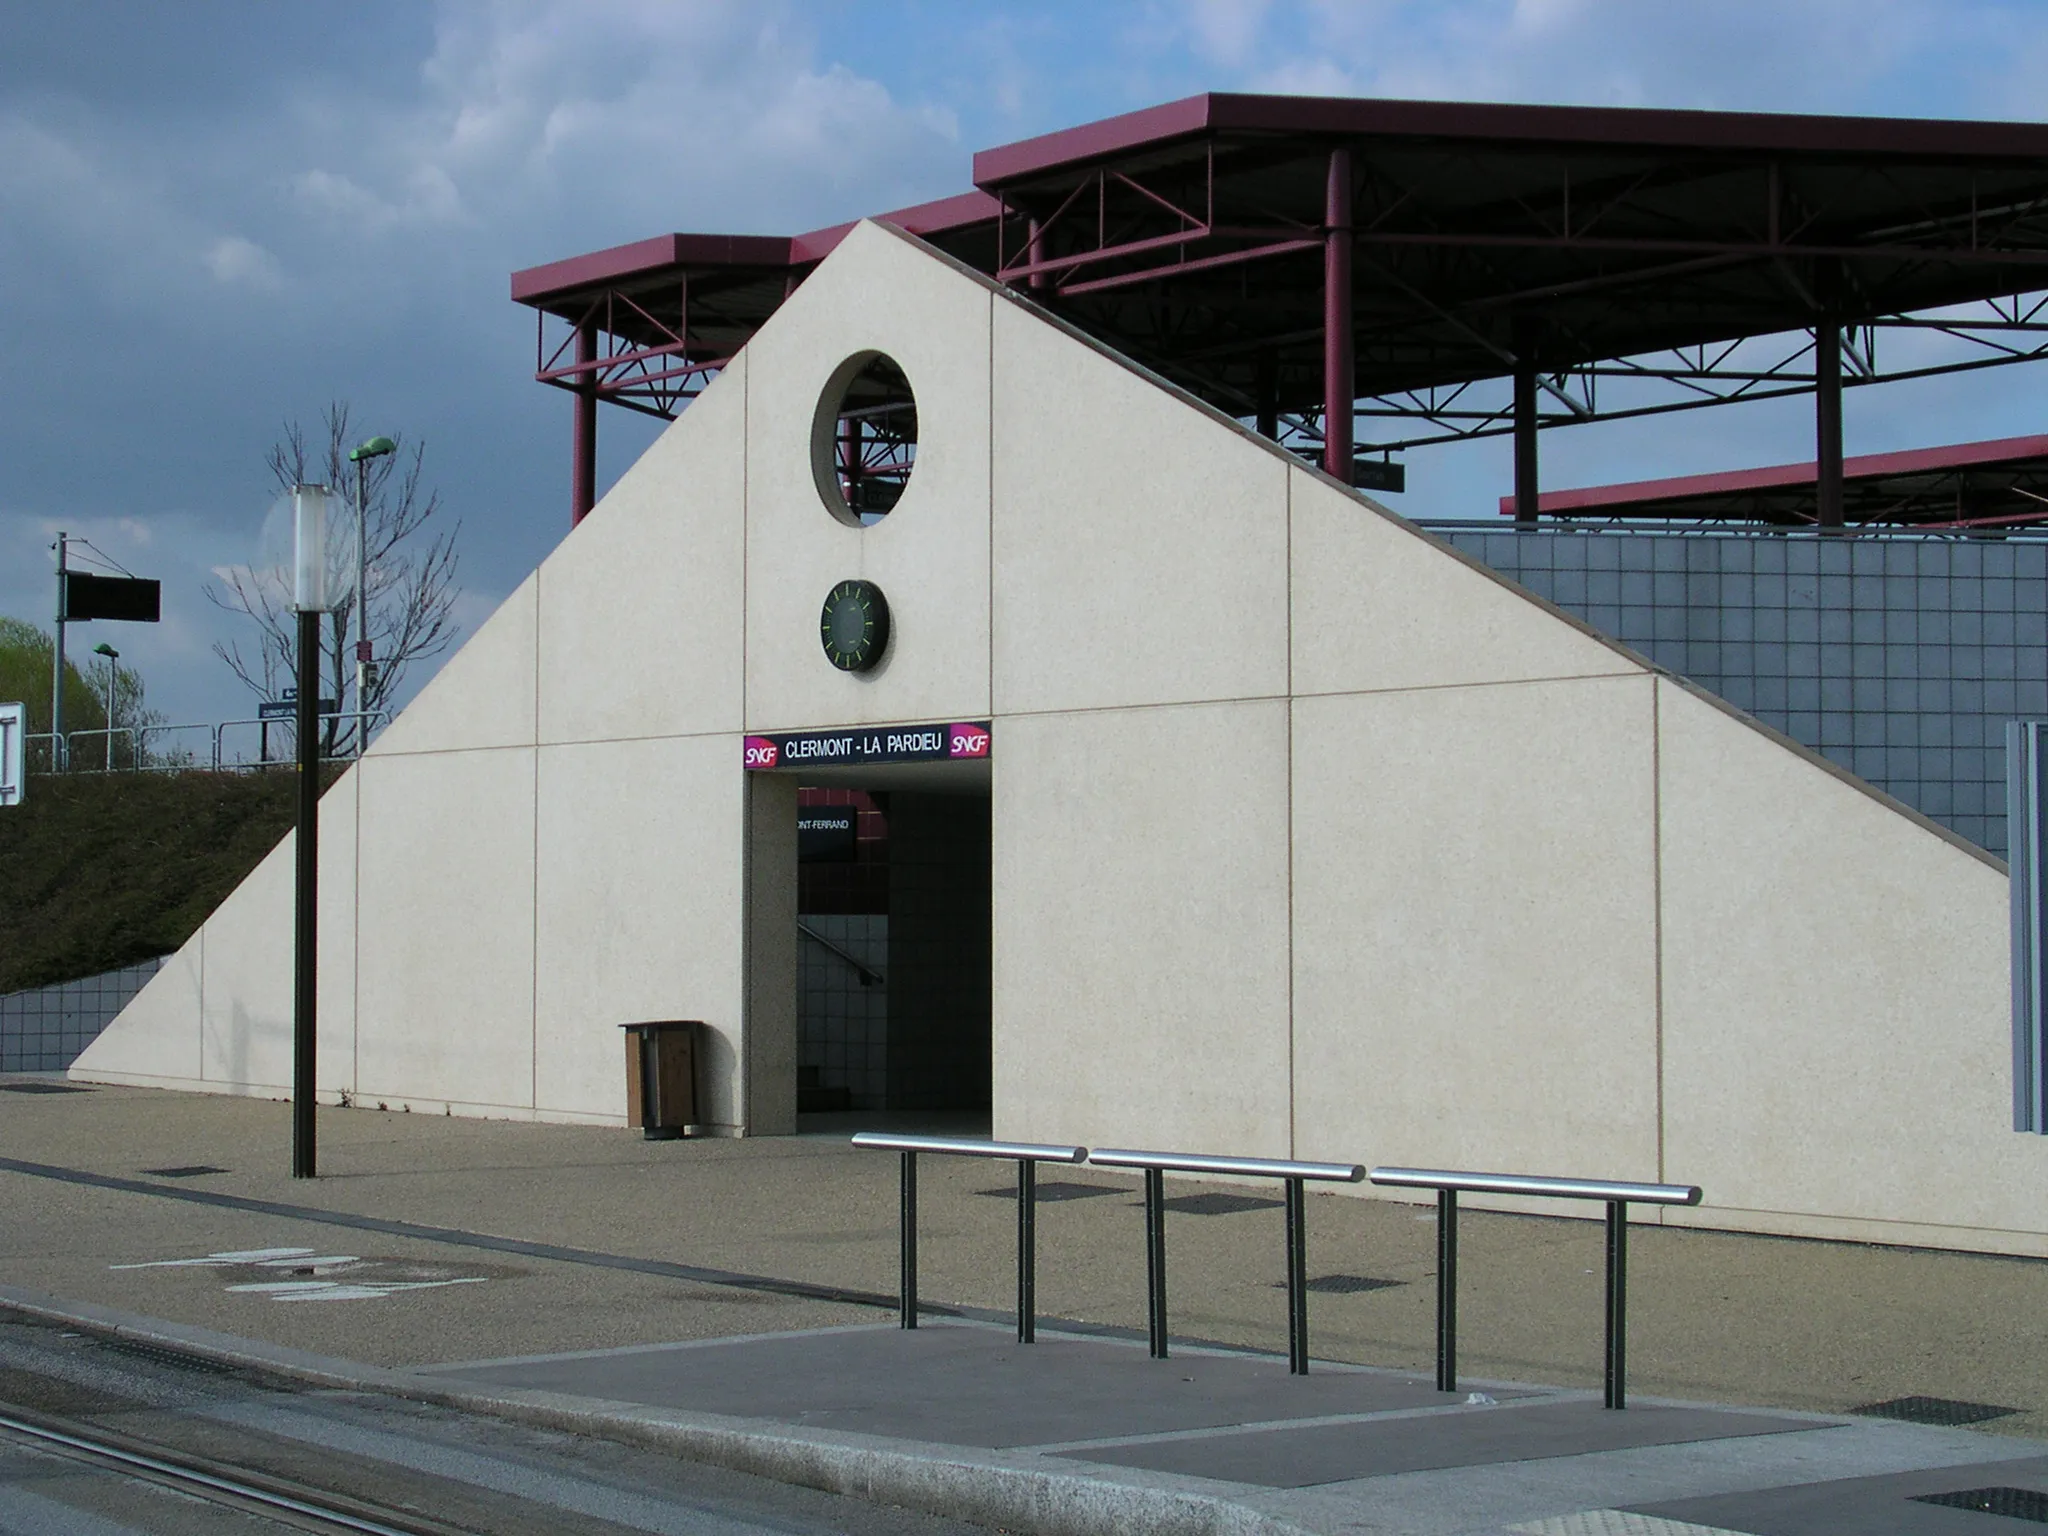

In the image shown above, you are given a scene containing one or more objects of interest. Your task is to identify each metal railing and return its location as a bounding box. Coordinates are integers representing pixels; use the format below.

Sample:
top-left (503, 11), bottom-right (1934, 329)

top-left (25, 711), bottom-right (391, 775)
top-left (1369, 1166), bottom-right (1702, 1409)
top-left (211, 712), bottom-right (389, 770)
top-left (1090, 1147), bottom-right (1365, 1374)
top-left (852, 1133), bottom-right (1087, 1342)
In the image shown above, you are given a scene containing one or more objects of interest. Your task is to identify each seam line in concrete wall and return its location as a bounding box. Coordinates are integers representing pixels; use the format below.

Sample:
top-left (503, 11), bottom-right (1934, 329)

top-left (1652, 677), bottom-right (1666, 1187)
top-left (1288, 670), bottom-right (1650, 704)
top-left (1285, 462), bottom-right (1296, 1160)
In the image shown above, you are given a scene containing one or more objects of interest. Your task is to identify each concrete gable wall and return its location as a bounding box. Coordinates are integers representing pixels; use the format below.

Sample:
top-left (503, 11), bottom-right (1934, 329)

top-left (74, 220), bottom-right (2048, 1251)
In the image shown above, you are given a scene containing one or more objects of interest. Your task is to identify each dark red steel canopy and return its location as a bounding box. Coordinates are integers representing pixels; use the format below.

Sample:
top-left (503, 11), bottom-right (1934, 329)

top-left (1500, 434), bottom-right (2048, 530)
top-left (512, 91), bottom-right (2048, 525)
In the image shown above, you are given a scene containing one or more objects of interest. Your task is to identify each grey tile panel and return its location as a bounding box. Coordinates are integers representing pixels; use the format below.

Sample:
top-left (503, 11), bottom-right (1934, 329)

top-left (0, 958), bottom-right (166, 1073)
top-left (1441, 526), bottom-right (2048, 857)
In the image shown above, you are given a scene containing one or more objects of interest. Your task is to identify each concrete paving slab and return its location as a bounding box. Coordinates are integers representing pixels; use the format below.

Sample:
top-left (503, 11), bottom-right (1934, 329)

top-left (1064, 1400), bottom-right (1817, 1488)
top-left (424, 1320), bottom-right (1535, 1448)
top-left (1628, 1454), bottom-right (2048, 1535)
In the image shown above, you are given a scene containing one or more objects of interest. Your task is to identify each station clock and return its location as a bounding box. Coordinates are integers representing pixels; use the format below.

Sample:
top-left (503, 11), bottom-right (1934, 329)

top-left (819, 579), bottom-right (890, 672)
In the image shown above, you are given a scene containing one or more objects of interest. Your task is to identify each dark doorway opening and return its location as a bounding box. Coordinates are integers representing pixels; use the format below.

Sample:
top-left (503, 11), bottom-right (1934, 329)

top-left (795, 785), bottom-right (990, 1119)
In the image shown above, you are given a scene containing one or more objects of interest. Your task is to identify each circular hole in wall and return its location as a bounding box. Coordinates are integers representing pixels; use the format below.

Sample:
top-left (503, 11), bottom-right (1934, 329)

top-left (813, 353), bottom-right (918, 527)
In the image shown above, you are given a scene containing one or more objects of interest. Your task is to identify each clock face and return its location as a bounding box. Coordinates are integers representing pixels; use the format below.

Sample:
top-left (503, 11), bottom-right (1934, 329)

top-left (819, 579), bottom-right (890, 672)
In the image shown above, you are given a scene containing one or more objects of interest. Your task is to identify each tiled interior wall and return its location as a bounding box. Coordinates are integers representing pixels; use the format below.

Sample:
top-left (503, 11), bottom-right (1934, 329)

top-left (0, 958), bottom-right (167, 1073)
top-left (796, 914), bottom-right (889, 1108)
top-left (1440, 526), bottom-right (2048, 858)
top-left (797, 787), bottom-right (890, 1108)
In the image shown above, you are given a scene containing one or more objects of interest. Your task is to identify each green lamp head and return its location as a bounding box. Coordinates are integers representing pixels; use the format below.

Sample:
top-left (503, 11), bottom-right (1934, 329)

top-left (91, 642), bottom-right (118, 660)
top-left (349, 436), bottom-right (397, 463)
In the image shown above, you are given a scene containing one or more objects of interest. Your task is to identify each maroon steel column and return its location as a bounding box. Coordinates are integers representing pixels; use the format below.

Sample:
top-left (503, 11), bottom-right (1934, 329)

top-left (1028, 218), bottom-right (1048, 294)
top-left (1322, 147), bottom-right (1354, 485)
top-left (571, 317), bottom-right (598, 526)
top-left (1815, 318), bottom-right (1844, 531)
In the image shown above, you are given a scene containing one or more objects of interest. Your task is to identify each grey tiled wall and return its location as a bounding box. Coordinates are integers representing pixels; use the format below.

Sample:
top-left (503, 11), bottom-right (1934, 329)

top-left (798, 915), bottom-right (888, 1109)
top-left (1435, 526), bottom-right (2048, 858)
top-left (0, 958), bottom-right (166, 1073)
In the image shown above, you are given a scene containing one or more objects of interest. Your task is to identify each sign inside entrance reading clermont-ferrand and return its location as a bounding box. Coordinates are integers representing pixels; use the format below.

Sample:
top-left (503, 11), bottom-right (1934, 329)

top-left (744, 721), bottom-right (991, 771)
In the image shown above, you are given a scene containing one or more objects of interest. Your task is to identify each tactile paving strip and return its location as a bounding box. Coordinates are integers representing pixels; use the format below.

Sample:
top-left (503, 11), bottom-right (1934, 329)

top-left (1512, 1514), bottom-right (1751, 1536)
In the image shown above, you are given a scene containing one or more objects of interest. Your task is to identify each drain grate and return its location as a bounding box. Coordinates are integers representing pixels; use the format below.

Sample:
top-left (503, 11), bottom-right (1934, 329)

top-left (1280, 1273), bottom-right (1405, 1295)
top-left (1913, 1487), bottom-right (2048, 1522)
top-left (977, 1181), bottom-right (1120, 1202)
top-left (0, 1082), bottom-right (91, 1095)
top-left (1852, 1395), bottom-right (2020, 1427)
top-left (139, 1166), bottom-right (229, 1179)
top-left (1161, 1192), bottom-right (1284, 1216)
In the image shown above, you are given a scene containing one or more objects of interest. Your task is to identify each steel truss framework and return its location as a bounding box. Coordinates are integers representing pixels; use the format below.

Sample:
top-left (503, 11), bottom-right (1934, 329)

top-left (514, 93), bottom-right (2048, 523)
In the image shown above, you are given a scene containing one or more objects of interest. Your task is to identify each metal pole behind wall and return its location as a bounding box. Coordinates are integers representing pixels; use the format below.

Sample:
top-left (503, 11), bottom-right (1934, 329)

top-left (1514, 343), bottom-right (1540, 524)
top-left (1816, 317), bottom-right (1844, 531)
top-left (1323, 146), bottom-right (1353, 485)
top-left (50, 532), bottom-right (66, 772)
top-left (1256, 352), bottom-right (1278, 441)
top-left (571, 318), bottom-right (598, 526)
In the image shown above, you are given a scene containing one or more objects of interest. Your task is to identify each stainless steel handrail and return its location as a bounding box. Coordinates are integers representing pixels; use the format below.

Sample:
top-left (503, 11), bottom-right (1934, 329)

top-left (1091, 1148), bottom-right (1367, 1183)
top-left (1369, 1167), bottom-right (1701, 1205)
top-left (1368, 1164), bottom-right (1705, 1409)
top-left (852, 1132), bottom-right (1087, 1343)
top-left (798, 922), bottom-right (885, 986)
top-left (1088, 1147), bottom-right (1366, 1374)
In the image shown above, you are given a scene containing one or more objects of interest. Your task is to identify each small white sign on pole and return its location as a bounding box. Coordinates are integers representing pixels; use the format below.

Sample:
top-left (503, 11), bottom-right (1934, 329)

top-left (0, 701), bottom-right (24, 807)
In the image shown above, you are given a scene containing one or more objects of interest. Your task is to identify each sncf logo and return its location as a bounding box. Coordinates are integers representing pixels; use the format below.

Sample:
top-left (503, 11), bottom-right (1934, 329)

top-left (743, 736), bottom-right (780, 769)
top-left (949, 726), bottom-right (991, 759)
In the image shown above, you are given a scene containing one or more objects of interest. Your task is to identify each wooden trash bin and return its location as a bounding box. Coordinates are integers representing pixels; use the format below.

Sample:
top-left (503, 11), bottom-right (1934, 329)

top-left (622, 1021), bottom-right (699, 1139)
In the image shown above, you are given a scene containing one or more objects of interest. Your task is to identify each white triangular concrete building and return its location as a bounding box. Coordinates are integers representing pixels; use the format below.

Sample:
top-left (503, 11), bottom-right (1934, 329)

top-left (78, 222), bottom-right (2048, 1255)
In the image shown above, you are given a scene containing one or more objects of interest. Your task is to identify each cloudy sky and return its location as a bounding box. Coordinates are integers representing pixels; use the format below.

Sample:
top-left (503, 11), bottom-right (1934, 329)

top-left (5, 0), bottom-right (2047, 727)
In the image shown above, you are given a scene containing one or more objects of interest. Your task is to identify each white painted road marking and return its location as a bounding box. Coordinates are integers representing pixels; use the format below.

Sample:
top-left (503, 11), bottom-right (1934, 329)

top-left (110, 1248), bottom-right (490, 1301)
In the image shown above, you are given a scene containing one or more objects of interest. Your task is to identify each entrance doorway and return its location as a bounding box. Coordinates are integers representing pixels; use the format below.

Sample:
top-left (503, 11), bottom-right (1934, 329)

top-left (795, 780), bottom-right (990, 1120)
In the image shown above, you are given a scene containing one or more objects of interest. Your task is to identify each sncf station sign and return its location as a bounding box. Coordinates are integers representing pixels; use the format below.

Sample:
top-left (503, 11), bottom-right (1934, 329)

top-left (744, 722), bottom-right (990, 771)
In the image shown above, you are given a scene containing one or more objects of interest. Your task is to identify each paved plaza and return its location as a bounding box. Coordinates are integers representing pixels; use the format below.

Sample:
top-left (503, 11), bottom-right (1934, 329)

top-left (2, 1078), bottom-right (2046, 1533)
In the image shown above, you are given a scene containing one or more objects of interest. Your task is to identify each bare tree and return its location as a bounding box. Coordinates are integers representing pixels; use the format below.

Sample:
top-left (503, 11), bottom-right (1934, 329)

top-left (207, 404), bottom-right (461, 755)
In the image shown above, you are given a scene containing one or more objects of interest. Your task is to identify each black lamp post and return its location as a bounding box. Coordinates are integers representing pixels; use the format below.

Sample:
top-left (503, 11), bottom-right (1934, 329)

top-left (289, 484), bottom-right (343, 1178)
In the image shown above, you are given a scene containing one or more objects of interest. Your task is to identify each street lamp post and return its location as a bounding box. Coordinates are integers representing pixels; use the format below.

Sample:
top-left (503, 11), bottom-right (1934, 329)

top-left (347, 437), bottom-right (395, 755)
top-left (91, 643), bottom-right (118, 769)
top-left (288, 483), bottom-right (347, 1178)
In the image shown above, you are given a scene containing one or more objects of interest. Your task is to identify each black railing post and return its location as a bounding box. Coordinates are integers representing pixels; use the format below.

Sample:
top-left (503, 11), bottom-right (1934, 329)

top-left (1017, 1157), bottom-right (1037, 1343)
top-left (1144, 1166), bottom-right (1168, 1357)
top-left (1437, 1186), bottom-right (1459, 1393)
top-left (1284, 1175), bottom-right (1309, 1374)
top-left (900, 1150), bottom-right (919, 1329)
top-left (1604, 1199), bottom-right (1627, 1408)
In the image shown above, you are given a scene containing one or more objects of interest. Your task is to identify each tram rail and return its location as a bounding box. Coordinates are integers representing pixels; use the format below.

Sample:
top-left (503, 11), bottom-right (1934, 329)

top-left (0, 1401), bottom-right (474, 1535)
